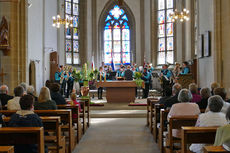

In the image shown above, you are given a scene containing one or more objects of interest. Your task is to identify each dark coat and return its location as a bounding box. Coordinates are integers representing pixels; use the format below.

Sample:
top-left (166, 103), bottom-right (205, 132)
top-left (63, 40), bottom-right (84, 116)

top-left (34, 100), bottom-right (57, 110)
top-left (0, 93), bottom-right (13, 106)
top-left (50, 92), bottom-right (67, 105)
top-left (163, 94), bottom-right (180, 108)
top-left (8, 113), bottom-right (47, 153)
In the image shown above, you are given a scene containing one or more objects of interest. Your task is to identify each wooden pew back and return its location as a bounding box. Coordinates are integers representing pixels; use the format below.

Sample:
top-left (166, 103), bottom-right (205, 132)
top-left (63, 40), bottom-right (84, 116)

top-left (159, 109), bottom-right (170, 153)
top-left (0, 110), bottom-right (73, 153)
top-left (181, 126), bottom-right (218, 153)
top-left (0, 127), bottom-right (45, 153)
top-left (168, 116), bottom-right (198, 153)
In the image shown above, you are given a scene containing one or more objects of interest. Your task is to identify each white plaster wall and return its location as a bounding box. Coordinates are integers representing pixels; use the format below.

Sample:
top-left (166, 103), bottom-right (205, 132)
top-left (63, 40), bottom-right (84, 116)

top-left (28, 0), bottom-right (44, 94)
top-left (144, 0), bottom-right (151, 63)
top-left (197, 0), bottom-right (215, 88)
top-left (44, 0), bottom-right (58, 82)
top-left (28, 0), bottom-right (58, 94)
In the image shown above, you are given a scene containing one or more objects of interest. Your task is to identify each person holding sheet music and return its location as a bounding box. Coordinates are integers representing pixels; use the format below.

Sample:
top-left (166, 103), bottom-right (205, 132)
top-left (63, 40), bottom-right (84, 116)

top-left (97, 67), bottom-right (104, 99)
top-left (141, 68), bottom-right (151, 98)
top-left (160, 64), bottom-right (173, 96)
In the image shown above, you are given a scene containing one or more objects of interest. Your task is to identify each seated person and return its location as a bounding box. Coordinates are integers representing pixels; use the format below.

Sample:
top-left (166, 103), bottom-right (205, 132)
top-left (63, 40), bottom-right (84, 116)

top-left (158, 86), bottom-right (172, 105)
top-left (180, 61), bottom-right (190, 74)
top-left (213, 107), bottom-right (230, 149)
top-left (34, 87), bottom-right (57, 110)
top-left (7, 86), bottom-right (24, 110)
top-left (27, 85), bottom-right (38, 102)
top-left (69, 93), bottom-right (81, 118)
top-left (168, 89), bottom-right (200, 137)
top-left (210, 82), bottom-right (220, 96)
top-left (189, 83), bottom-right (202, 103)
top-left (197, 88), bottom-right (211, 109)
top-left (50, 83), bottom-right (67, 105)
top-left (8, 95), bottom-right (48, 153)
top-left (0, 85), bottom-right (13, 107)
top-left (206, 88), bottom-right (230, 114)
top-left (163, 83), bottom-right (182, 108)
top-left (190, 95), bottom-right (228, 153)
top-left (0, 113), bottom-right (5, 127)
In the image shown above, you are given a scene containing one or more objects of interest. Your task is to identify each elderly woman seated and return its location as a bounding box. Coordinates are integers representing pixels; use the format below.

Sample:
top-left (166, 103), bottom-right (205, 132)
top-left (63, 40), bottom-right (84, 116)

top-left (168, 89), bottom-right (200, 119)
top-left (189, 83), bottom-right (202, 103)
top-left (197, 88), bottom-right (211, 110)
top-left (206, 88), bottom-right (230, 114)
top-left (190, 95), bottom-right (228, 153)
top-left (167, 89), bottom-right (200, 138)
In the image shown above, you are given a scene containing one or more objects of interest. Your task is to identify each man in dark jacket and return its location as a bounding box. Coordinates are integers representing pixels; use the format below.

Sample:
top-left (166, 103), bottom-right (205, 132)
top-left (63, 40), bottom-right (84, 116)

top-left (163, 83), bottom-right (182, 108)
top-left (0, 85), bottom-right (13, 106)
top-left (50, 83), bottom-right (67, 105)
top-left (123, 65), bottom-right (133, 80)
top-left (8, 95), bottom-right (48, 153)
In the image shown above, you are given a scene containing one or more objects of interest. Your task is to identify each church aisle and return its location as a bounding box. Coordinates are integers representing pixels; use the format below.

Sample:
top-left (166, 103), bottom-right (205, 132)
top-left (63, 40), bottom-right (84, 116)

top-left (73, 118), bottom-right (160, 153)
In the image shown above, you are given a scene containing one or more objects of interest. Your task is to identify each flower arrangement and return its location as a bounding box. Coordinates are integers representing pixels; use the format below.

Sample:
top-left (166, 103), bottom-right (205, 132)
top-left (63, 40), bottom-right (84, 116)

top-left (72, 63), bottom-right (99, 86)
top-left (134, 72), bottom-right (143, 87)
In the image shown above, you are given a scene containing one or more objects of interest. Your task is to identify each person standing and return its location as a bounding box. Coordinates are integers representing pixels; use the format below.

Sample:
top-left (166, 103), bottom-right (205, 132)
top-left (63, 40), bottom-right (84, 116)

top-left (97, 67), bottom-right (104, 99)
top-left (54, 67), bottom-right (62, 84)
top-left (67, 68), bottom-right (74, 98)
top-left (123, 65), bottom-right (133, 80)
top-left (141, 68), bottom-right (151, 98)
top-left (160, 64), bottom-right (173, 96)
top-left (180, 61), bottom-right (190, 74)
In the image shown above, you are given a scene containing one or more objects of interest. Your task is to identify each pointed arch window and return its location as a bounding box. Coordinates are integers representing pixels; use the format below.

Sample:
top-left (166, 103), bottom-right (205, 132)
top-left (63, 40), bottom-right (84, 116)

top-left (65, 0), bottom-right (80, 65)
top-left (157, 0), bottom-right (175, 65)
top-left (103, 5), bottom-right (131, 66)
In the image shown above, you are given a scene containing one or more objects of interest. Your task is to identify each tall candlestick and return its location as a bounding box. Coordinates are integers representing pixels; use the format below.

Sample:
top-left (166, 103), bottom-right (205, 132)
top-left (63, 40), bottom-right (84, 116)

top-left (104, 72), bottom-right (106, 82)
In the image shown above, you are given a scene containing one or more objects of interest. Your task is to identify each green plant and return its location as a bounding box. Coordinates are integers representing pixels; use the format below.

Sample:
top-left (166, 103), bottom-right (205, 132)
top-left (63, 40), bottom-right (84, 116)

top-left (72, 68), bottom-right (83, 82)
top-left (135, 78), bottom-right (143, 87)
top-left (134, 72), bottom-right (142, 79)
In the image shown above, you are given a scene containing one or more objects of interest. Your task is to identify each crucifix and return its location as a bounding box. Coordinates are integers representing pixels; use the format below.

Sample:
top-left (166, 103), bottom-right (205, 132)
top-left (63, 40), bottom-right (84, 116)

top-left (0, 68), bottom-right (7, 85)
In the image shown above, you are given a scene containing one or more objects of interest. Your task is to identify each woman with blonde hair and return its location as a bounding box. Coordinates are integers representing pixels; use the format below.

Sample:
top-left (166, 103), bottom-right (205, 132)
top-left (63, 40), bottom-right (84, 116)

top-left (34, 87), bottom-right (57, 110)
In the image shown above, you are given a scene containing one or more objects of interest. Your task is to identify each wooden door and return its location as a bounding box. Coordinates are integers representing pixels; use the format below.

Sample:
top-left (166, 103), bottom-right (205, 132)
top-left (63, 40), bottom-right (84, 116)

top-left (50, 52), bottom-right (58, 81)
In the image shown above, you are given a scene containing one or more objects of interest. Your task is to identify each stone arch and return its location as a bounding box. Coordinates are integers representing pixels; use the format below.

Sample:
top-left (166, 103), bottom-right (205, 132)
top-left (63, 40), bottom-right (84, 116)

top-left (29, 61), bottom-right (36, 90)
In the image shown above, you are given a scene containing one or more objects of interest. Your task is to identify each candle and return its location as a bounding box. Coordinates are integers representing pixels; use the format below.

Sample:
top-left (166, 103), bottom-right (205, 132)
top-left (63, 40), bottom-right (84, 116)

top-left (104, 72), bottom-right (106, 82)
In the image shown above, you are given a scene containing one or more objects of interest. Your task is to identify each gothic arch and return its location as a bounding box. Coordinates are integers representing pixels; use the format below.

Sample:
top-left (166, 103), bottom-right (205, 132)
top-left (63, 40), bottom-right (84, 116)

top-left (98, 1), bottom-right (136, 66)
top-left (29, 61), bottom-right (36, 90)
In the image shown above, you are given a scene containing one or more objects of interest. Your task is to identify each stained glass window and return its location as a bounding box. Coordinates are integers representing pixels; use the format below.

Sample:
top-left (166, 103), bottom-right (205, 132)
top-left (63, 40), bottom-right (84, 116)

top-left (103, 5), bottom-right (131, 65)
top-left (157, 0), bottom-right (175, 65)
top-left (65, 0), bottom-right (80, 65)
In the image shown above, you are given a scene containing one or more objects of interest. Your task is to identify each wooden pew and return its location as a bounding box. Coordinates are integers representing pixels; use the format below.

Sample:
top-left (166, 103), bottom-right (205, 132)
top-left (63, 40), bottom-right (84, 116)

top-left (57, 104), bottom-right (82, 142)
top-left (159, 109), bottom-right (170, 153)
top-left (167, 116), bottom-right (198, 153)
top-left (0, 110), bottom-right (74, 153)
top-left (3, 116), bottom-right (65, 153)
top-left (77, 97), bottom-right (90, 127)
top-left (153, 103), bottom-right (164, 143)
top-left (181, 126), bottom-right (218, 153)
top-left (0, 127), bottom-right (45, 153)
top-left (0, 146), bottom-right (14, 153)
top-left (146, 97), bottom-right (159, 127)
top-left (203, 146), bottom-right (228, 153)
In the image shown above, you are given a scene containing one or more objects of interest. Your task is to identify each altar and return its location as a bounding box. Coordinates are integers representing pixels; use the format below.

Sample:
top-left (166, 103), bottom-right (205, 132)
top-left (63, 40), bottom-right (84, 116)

top-left (96, 81), bottom-right (138, 103)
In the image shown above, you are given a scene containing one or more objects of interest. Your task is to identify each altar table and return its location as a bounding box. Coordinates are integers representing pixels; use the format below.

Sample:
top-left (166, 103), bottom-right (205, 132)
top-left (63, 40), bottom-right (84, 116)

top-left (96, 81), bottom-right (138, 103)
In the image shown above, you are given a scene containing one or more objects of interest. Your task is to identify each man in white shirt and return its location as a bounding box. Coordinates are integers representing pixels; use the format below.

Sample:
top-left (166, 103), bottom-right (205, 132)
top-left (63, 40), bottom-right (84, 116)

top-left (7, 86), bottom-right (24, 110)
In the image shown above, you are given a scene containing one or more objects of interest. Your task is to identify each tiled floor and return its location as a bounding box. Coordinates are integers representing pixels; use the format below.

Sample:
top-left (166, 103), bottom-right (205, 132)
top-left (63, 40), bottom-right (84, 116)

top-left (73, 118), bottom-right (160, 153)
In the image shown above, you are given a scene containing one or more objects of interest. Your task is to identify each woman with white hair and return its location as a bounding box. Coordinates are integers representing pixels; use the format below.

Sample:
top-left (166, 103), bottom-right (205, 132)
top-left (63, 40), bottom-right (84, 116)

top-left (189, 95), bottom-right (228, 153)
top-left (27, 85), bottom-right (38, 101)
top-left (168, 89), bottom-right (200, 119)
